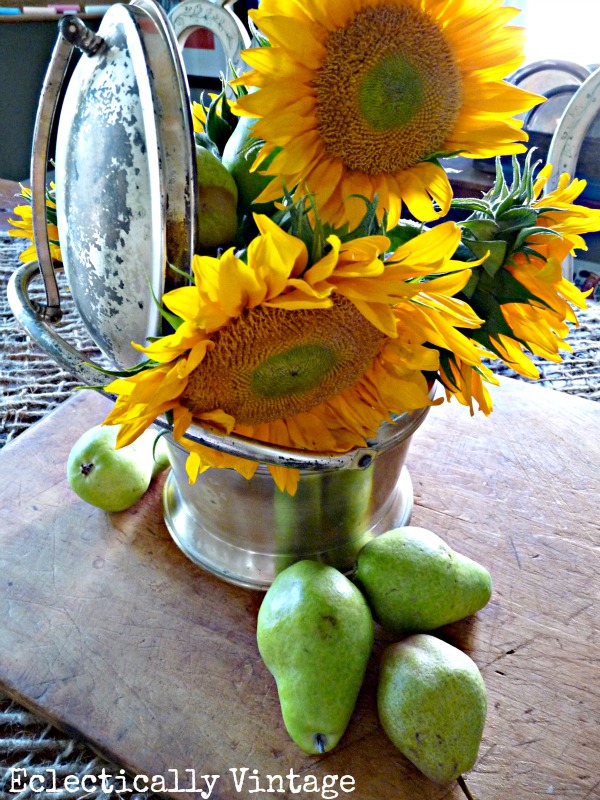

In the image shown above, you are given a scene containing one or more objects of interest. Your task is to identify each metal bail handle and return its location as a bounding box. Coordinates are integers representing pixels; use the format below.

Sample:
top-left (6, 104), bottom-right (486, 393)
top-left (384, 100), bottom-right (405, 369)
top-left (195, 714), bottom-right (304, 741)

top-left (30, 16), bottom-right (106, 323)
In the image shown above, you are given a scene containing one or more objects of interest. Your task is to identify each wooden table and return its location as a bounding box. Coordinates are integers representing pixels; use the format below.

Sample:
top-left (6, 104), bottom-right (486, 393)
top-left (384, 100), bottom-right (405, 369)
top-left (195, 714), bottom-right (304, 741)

top-left (1, 178), bottom-right (600, 799)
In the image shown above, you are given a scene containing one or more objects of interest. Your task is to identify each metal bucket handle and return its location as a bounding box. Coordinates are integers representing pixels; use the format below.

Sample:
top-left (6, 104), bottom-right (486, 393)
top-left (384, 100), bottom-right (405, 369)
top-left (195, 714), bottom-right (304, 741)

top-left (7, 12), bottom-right (428, 473)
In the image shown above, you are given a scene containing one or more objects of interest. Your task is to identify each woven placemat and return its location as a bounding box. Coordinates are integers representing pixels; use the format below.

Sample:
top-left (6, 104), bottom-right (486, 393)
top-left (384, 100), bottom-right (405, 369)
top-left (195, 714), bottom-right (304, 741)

top-left (1, 232), bottom-right (599, 797)
top-left (0, 236), bottom-right (108, 450)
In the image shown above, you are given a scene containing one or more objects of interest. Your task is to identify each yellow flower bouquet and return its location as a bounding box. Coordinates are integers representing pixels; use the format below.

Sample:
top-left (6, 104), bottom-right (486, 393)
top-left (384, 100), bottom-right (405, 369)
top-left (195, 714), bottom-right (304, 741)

top-left (10, 0), bottom-right (600, 503)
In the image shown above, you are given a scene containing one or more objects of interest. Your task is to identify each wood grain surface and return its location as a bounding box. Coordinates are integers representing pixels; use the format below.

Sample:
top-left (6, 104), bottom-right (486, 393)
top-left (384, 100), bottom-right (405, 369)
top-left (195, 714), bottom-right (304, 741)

top-left (0, 382), bottom-right (598, 800)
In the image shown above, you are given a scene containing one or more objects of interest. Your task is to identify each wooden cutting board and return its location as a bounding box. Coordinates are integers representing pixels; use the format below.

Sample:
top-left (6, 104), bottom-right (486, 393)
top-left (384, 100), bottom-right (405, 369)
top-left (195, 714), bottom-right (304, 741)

top-left (0, 382), bottom-right (599, 800)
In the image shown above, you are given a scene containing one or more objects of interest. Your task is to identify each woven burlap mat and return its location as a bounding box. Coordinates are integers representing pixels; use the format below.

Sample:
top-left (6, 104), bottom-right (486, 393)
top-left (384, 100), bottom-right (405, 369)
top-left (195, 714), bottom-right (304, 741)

top-left (1, 232), bottom-right (599, 797)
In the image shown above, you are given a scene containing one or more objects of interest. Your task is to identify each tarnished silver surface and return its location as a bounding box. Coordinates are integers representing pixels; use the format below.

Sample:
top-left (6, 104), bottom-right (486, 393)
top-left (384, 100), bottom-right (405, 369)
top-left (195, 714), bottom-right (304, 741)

top-left (55, 3), bottom-right (167, 368)
top-left (162, 407), bottom-right (428, 589)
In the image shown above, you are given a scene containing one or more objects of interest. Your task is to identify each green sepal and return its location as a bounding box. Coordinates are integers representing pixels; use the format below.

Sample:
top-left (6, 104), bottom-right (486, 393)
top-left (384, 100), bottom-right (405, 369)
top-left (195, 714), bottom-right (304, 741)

top-left (74, 383), bottom-right (110, 392)
top-left (424, 150), bottom-right (465, 161)
top-left (206, 91), bottom-right (234, 155)
top-left (489, 157), bottom-right (509, 201)
top-left (220, 83), bottom-right (240, 130)
top-left (273, 186), bottom-right (333, 266)
top-left (494, 189), bottom-right (520, 220)
top-left (513, 225), bottom-right (562, 251)
top-left (167, 261), bottom-right (193, 282)
top-left (158, 306), bottom-right (183, 331)
top-left (474, 266), bottom-right (543, 307)
top-left (450, 197), bottom-right (491, 214)
top-left (82, 358), bottom-right (157, 379)
top-left (194, 132), bottom-right (220, 157)
top-left (461, 219), bottom-right (498, 241)
top-left (518, 245), bottom-right (547, 262)
top-left (463, 239), bottom-right (507, 277)
top-left (437, 350), bottom-right (460, 392)
top-left (249, 23), bottom-right (270, 48)
top-left (461, 270), bottom-right (480, 299)
top-left (145, 269), bottom-right (184, 331)
top-left (497, 207), bottom-right (538, 232)
top-left (339, 194), bottom-right (380, 241)
top-left (386, 219), bottom-right (427, 252)
top-left (462, 268), bottom-right (543, 360)
top-left (482, 241), bottom-right (507, 277)
top-left (228, 63), bottom-right (249, 98)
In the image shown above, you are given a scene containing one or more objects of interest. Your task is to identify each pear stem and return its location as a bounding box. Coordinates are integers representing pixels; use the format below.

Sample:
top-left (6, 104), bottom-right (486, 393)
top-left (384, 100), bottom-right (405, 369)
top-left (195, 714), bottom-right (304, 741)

top-left (457, 775), bottom-right (477, 800)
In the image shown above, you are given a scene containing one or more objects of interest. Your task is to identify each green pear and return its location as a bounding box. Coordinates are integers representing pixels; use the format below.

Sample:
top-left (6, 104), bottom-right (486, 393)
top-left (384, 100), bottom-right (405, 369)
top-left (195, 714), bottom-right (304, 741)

top-left (354, 527), bottom-right (492, 634)
top-left (195, 145), bottom-right (238, 248)
top-left (67, 425), bottom-right (156, 512)
top-left (378, 634), bottom-right (487, 784)
top-left (221, 116), bottom-right (281, 216)
top-left (257, 560), bottom-right (374, 754)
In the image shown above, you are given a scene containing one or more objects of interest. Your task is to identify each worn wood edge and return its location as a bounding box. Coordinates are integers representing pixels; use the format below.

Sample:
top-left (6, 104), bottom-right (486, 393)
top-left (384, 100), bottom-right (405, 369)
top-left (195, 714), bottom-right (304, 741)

top-left (0, 389), bottom-right (169, 782)
top-left (0, 679), bottom-right (155, 783)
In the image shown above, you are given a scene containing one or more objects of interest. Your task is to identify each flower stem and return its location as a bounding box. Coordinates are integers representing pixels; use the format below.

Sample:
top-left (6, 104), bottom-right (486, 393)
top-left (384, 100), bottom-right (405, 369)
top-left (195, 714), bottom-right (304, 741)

top-left (457, 775), bottom-right (477, 800)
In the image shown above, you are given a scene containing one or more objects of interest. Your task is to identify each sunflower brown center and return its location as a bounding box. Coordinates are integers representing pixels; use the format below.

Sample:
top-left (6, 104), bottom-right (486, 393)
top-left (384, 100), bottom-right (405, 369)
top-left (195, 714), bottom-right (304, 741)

top-left (314, 4), bottom-right (462, 174)
top-left (181, 295), bottom-right (385, 424)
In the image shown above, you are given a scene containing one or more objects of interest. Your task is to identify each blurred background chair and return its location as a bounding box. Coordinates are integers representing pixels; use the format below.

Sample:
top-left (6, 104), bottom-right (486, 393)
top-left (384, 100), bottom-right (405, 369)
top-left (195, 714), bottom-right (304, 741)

top-left (546, 65), bottom-right (600, 282)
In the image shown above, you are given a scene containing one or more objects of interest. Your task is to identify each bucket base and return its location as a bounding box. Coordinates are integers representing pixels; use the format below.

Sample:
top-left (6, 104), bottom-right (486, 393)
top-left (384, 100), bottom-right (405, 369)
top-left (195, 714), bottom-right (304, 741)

top-left (162, 466), bottom-right (414, 590)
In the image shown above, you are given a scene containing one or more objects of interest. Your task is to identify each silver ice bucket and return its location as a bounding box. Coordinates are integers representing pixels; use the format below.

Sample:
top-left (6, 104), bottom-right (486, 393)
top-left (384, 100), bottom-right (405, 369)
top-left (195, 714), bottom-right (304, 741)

top-left (162, 405), bottom-right (429, 589)
top-left (7, 0), bottom-right (430, 589)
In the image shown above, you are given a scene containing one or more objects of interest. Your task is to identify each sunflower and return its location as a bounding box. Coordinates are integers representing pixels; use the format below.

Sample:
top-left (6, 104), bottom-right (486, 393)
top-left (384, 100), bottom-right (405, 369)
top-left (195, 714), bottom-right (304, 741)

top-left (102, 216), bottom-right (484, 494)
top-left (192, 94), bottom-right (221, 134)
top-left (444, 157), bottom-right (600, 408)
top-left (231, 0), bottom-right (542, 230)
top-left (497, 166), bottom-right (596, 375)
top-left (8, 185), bottom-right (62, 264)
